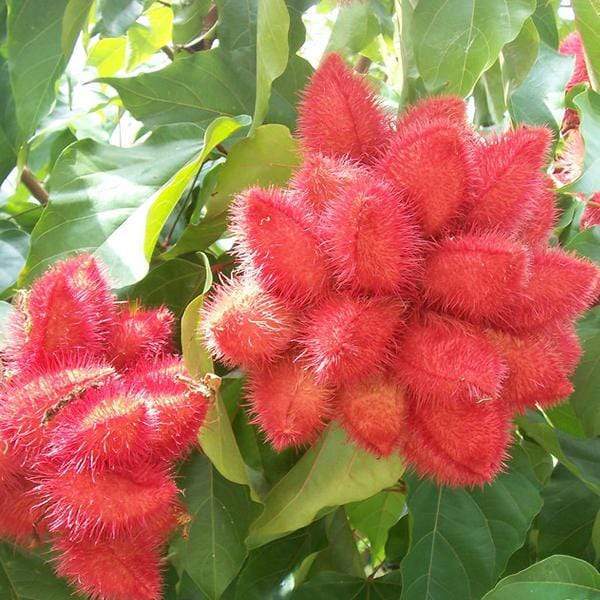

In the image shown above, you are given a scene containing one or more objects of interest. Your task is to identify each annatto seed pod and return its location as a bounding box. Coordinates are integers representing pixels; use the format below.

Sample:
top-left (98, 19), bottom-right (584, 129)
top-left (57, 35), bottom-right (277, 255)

top-left (394, 313), bottom-right (507, 405)
top-left (300, 295), bottom-right (405, 384)
top-left (422, 233), bottom-right (531, 324)
top-left (54, 535), bottom-right (163, 600)
top-left (230, 187), bottom-right (329, 304)
top-left (487, 329), bottom-right (574, 413)
top-left (545, 321), bottom-right (582, 375)
top-left (297, 53), bottom-right (391, 164)
top-left (44, 380), bottom-right (152, 473)
top-left (247, 355), bottom-right (334, 450)
top-left (337, 374), bottom-right (407, 456)
top-left (399, 95), bottom-right (468, 128)
top-left (289, 153), bottom-right (362, 212)
top-left (319, 178), bottom-right (424, 295)
top-left (0, 474), bottom-right (43, 545)
top-left (0, 357), bottom-right (115, 464)
top-left (402, 395), bottom-right (512, 487)
top-left (38, 463), bottom-right (178, 541)
top-left (202, 276), bottom-right (296, 369)
top-left (379, 116), bottom-right (475, 237)
top-left (107, 305), bottom-right (174, 370)
top-left (465, 127), bottom-right (551, 236)
top-left (517, 176), bottom-right (557, 247)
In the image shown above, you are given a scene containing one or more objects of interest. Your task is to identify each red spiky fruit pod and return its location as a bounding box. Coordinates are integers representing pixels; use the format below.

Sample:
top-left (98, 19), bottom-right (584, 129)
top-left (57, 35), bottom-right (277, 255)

top-left (202, 276), bottom-right (296, 369)
top-left (337, 375), bottom-right (407, 456)
top-left (0, 357), bottom-right (115, 465)
top-left (378, 116), bottom-right (476, 237)
top-left (503, 248), bottom-right (599, 331)
top-left (560, 31), bottom-right (590, 90)
top-left (517, 176), bottom-right (557, 247)
top-left (38, 462), bottom-right (178, 541)
top-left (6, 256), bottom-right (115, 371)
top-left (464, 127), bottom-right (551, 236)
top-left (107, 305), bottom-right (174, 370)
top-left (44, 380), bottom-right (152, 473)
top-left (0, 474), bottom-right (43, 545)
top-left (546, 321), bottom-right (582, 375)
top-left (247, 355), bottom-right (334, 450)
top-left (319, 179), bottom-right (424, 295)
top-left (300, 295), bottom-right (405, 384)
top-left (55, 535), bottom-right (163, 600)
top-left (130, 358), bottom-right (209, 461)
top-left (289, 154), bottom-right (362, 212)
top-left (422, 233), bottom-right (531, 324)
top-left (230, 187), bottom-right (329, 304)
top-left (297, 53), bottom-right (390, 164)
top-left (487, 329), bottom-right (573, 413)
top-left (400, 95), bottom-right (467, 128)
top-left (394, 313), bottom-right (507, 405)
top-left (402, 395), bottom-right (512, 487)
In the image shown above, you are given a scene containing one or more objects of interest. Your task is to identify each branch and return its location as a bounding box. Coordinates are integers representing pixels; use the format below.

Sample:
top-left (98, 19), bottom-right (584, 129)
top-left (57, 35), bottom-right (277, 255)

top-left (355, 55), bottom-right (372, 74)
top-left (21, 167), bottom-right (49, 205)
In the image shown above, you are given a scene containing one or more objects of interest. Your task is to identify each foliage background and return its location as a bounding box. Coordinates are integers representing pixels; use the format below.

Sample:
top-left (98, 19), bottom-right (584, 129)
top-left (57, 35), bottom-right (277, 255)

top-left (0, 0), bottom-right (600, 598)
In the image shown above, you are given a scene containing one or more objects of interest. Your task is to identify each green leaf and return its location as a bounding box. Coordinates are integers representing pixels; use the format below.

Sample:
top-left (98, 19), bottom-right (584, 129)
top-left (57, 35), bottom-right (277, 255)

top-left (171, 453), bottom-right (261, 600)
top-left (0, 300), bottom-right (16, 349)
top-left (246, 425), bottom-right (405, 548)
top-left (569, 90), bottom-right (600, 194)
top-left (95, 0), bottom-right (146, 37)
top-left (61, 0), bottom-right (94, 54)
top-left (126, 4), bottom-right (172, 70)
top-left (568, 306), bottom-right (600, 438)
top-left (181, 293), bottom-right (213, 378)
top-left (482, 555), bottom-right (600, 599)
top-left (172, 0), bottom-right (211, 45)
top-left (413, 0), bottom-right (536, 96)
top-left (232, 521), bottom-right (328, 599)
top-left (22, 116), bottom-right (247, 288)
top-left (0, 544), bottom-right (77, 599)
top-left (122, 257), bottom-right (211, 316)
top-left (346, 490), bottom-right (405, 564)
top-left (573, 0), bottom-right (600, 91)
top-left (6, 0), bottom-right (72, 141)
top-left (161, 214), bottom-right (227, 260)
top-left (566, 226), bottom-right (600, 264)
top-left (87, 37), bottom-right (128, 77)
top-left (204, 124), bottom-right (299, 219)
top-left (326, 1), bottom-right (381, 54)
top-left (292, 571), bottom-right (403, 599)
top-left (509, 42), bottom-right (573, 131)
top-left (0, 220), bottom-right (28, 293)
top-left (532, 0), bottom-right (558, 47)
top-left (537, 464), bottom-right (600, 560)
top-left (502, 18), bottom-right (540, 93)
top-left (252, 0), bottom-right (289, 131)
top-left (0, 57), bottom-right (18, 183)
top-left (480, 59), bottom-right (507, 124)
top-left (400, 446), bottom-right (543, 600)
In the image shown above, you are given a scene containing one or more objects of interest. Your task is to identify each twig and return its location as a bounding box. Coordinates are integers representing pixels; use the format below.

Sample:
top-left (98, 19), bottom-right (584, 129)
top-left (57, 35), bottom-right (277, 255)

top-left (355, 55), bottom-right (372, 74)
top-left (21, 167), bottom-right (49, 205)
top-left (161, 45), bottom-right (175, 60)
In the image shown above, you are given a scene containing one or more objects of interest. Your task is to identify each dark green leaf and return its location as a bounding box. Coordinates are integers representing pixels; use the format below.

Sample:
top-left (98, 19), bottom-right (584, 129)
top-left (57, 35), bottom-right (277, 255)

top-left (482, 555), bottom-right (600, 599)
top-left (573, 0), bottom-right (600, 90)
top-left (0, 544), bottom-right (78, 599)
top-left (326, 1), bottom-right (381, 54)
top-left (172, 0), bottom-right (211, 45)
top-left (509, 42), bottom-right (573, 131)
top-left (95, 0), bottom-right (146, 37)
top-left (162, 214), bottom-right (227, 260)
top-left (566, 226), bottom-right (600, 265)
top-left (502, 18), bottom-right (540, 93)
top-left (62, 0), bottom-right (94, 54)
top-left (171, 453), bottom-right (262, 600)
top-left (413, 0), bottom-right (536, 96)
top-left (569, 90), bottom-right (600, 194)
top-left (400, 446), bottom-right (543, 600)
top-left (0, 220), bottom-right (28, 293)
top-left (532, 0), bottom-right (559, 48)
top-left (0, 57), bottom-right (18, 183)
top-left (292, 571), bottom-right (403, 599)
top-left (521, 439), bottom-right (554, 484)
top-left (385, 515), bottom-right (410, 564)
top-left (537, 464), bottom-right (600, 561)
top-left (247, 425), bottom-right (404, 548)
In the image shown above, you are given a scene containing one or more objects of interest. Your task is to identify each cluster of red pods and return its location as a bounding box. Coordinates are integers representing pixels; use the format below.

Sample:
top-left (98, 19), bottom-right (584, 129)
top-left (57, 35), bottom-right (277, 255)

top-left (0, 255), bottom-right (208, 600)
top-left (203, 54), bottom-right (599, 487)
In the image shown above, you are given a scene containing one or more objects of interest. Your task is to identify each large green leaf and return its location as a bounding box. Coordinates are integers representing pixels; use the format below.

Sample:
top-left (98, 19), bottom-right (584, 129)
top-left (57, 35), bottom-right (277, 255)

top-left (502, 18), bottom-right (540, 93)
top-left (252, 0), bottom-right (289, 131)
top-left (0, 57), bottom-right (18, 183)
top-left (95, 0), bottom-right (146, 37)
top-left (172, 0), bottom-right (211, 45)
top-left (573, 0), bottom-right (600, 91)
top-left (569, 90), bottom-right (600, 194)
top-left (0, 544), bottom-right (77, 599)
top-left (346, 490), bottom-right (405, 564)
top-left (292, 571), bottom-right (403, 599)
top-left (482, 555), bottom-right (600, 599)
top-left (509, 42), bottom-right (573, 131)
top-left (0, 220), bottom-right (28, 293)
top-left (537, 464), bottom-right (600, 561)
top-left (413, 0), bottom-right (535, 96)
top-left (22, 116), bottom-right (247, 288)
top-left (246, 425), bottom-right (405, 548)
top-left (400, 446), bottom-right (543, 600)
top-left (326, 1), bottom-right (381, 54)
top-left (532, 0), bottom-right (559, 48)
top-left (568, 306), bottom-right (600, 437)
top-left (171, 453), bottom-right (261, 600)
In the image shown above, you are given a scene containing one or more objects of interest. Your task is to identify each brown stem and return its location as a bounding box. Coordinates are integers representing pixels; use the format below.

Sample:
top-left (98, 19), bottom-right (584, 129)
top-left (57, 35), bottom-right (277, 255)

top-left (355, 55), bottom-right (372, 74)
top-left (183, 5), bottom-right (218, 53)
top-left (21, 167), bottom-right (49, 205)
